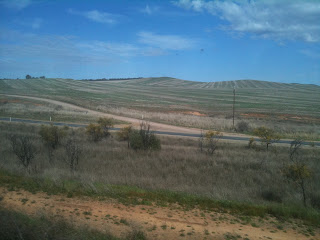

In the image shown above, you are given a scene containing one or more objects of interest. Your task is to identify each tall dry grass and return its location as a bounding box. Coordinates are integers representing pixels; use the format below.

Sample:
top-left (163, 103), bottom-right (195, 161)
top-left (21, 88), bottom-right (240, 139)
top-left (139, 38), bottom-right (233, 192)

top-left (0, 122), bottom-right (319, 208)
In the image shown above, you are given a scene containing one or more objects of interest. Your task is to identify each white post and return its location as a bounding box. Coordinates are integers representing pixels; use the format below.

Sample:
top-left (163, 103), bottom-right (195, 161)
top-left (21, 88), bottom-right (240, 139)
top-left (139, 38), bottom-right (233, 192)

top-left (50, 116), bottom-right (52, 122)
top-left (10, 117), bottom-right (11, 122)
top-left (142, 115), bottom-right (144, 120)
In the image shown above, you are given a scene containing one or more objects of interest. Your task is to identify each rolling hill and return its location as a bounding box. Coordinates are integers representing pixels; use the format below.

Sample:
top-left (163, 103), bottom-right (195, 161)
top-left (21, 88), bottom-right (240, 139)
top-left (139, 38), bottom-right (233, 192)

top-left (1, 77), bottom-right (320, 121)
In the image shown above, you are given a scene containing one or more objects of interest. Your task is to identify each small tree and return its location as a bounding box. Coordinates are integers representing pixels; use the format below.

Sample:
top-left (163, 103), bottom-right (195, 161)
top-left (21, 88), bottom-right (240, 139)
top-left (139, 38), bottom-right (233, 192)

top-left (117, 125), bottom-right (133, 148)
top-left (39, 125), bottom-right (66, 149)
top-left (205, 130), bottom-right (223, 155)
top-left (283, 163), bottom-right (312, 207)
top-left (86, 118), bottom-right (114, 142)
top-left (8, 135), bottom-right (37, 172)
top-left (289, 137), bottom-right (303, 161)
top-left (86, 123), bottom-right (104, 142)
top-left (39, 124), bottom-right (67, 164)
top-left (253, 126), bottom-right (280, 150)
top-left (97, 117), bottom-right (114, 137)
top-left (64, 137), bottom-right (82, 173)
top-left (248, 137), bottom-right (256, 149)
top-left (25, 74), bottom-right (31, 79)
top-left (282, 137), bottom-right (312, 207)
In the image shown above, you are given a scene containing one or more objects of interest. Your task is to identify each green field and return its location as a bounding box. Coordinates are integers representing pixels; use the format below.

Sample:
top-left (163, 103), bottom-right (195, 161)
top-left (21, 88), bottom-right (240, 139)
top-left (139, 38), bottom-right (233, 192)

top-left (1, 77), bottom-right (320, 139)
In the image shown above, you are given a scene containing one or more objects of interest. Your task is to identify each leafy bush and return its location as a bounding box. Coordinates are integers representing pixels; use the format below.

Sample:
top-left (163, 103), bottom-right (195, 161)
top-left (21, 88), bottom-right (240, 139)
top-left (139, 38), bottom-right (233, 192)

top-left (86, 118), bottom-right (114, 142)
top-left (117, 125), bottom-right (132, 148)
top-left (253, 126), bottom-right (280, 150)
top-left (198, 130), bottom-right (223, 154)
top-left (248, 137), bottom-right (256, 149)
top-left (236, 121), bottom-right (249, 132)
top-left (97, 117), bottom-right (114, 137)
top-left (282, 163), bottom-right (312, 207)
top-left (86, 123), bottom-right (104, 142)
top-left (39, 124), bottom-right (67, 149)
top-left (128, 122), bottom-right (161, 151)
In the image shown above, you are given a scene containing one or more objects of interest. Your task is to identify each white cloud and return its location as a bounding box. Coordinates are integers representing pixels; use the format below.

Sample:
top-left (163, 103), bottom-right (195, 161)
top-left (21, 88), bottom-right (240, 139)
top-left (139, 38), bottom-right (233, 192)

top-left (138, 31), bottom-right (196, 50)
top-left (0, 29), bottom-right (170, 69)
top-left (0, 0), bottom-right (32, 10)
top-left (173, 0), bottom-right (320, 43)
top-left (77, 41), bottom-right (141, 57)
top-left (68, 9), bottom-right (120, 24)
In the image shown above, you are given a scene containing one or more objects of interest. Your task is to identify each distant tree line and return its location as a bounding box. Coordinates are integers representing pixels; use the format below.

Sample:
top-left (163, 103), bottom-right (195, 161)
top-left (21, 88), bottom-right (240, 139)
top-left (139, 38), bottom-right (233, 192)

top-left (82, 77), bottom-right (143, 81)
top-left (26, 75), bottom-right (46, 79)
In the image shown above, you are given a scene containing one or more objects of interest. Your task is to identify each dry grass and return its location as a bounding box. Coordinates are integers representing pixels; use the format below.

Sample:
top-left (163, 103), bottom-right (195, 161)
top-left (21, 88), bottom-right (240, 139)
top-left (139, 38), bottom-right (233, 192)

top-left (98, 104), bottom-right (320, 140)
top-left (1, 122), bottom-right (319, 209)
top-left (0, 96), bottom-right (122, 124)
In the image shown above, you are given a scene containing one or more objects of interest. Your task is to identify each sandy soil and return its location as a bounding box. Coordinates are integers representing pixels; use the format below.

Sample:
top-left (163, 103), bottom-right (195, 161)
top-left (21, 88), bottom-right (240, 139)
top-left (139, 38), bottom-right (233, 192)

top-left (1, 187), bottom-right (317, 240)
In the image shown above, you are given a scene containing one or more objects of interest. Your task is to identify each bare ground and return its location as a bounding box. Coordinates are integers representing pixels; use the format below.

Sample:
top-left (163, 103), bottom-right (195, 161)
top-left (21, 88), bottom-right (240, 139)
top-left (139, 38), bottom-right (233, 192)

top-left (1, 187), bottom-right (318, 240)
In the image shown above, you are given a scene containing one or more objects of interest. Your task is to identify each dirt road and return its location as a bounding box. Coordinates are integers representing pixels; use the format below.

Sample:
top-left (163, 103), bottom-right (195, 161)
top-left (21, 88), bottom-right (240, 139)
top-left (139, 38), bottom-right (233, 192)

top-left (1, 94), bottom-right (249, 138)
top-left (1, 187), bottom-right (316, 240)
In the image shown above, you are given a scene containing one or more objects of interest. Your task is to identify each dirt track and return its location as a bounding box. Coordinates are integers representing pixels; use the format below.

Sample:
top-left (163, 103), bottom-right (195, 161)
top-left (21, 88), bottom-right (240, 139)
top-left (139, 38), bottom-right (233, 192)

top-left (1, 94), bottom-right (250, 138)
top-left (1, 187), bottom-right (316, 240)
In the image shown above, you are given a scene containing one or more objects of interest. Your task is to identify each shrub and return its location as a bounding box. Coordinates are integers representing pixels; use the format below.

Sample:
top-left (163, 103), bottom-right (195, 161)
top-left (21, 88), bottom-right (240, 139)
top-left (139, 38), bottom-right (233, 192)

top-left (97, 117), bottom-right (114, 137)
top-left (39, 124), bottom-right (66, 149)
top-left (236, 121), bottom-right (249, 132)
top-left (248, 137), bottom-right (256, 149)
top-left (86, 123), bottom-right (104, 142)
top-left (117, 125), bottom-right (132, 148)
top-left (126, 230), bottom-right (146, 240)
top-left (128, 122), bottom-right (161, 151)
top-left (282, 163), bottom-right (312, 207)
top-left (205, 130), bottom-right (223, 155)
top-left (7, 135), bottom-right (37, 171)
top-left (253, 126), bottom-right (280, 150)
top-left (129, 130), bottom-right (144, 150)
top-left (63, 137), bottom-right (82, 173)
top-left (86, 118), bottom-right (114, 142)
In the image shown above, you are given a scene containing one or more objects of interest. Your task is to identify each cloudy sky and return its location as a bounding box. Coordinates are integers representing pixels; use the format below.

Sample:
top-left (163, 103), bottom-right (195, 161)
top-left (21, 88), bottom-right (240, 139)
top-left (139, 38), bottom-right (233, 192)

top-left (0, 0), bottom-right (319, 84)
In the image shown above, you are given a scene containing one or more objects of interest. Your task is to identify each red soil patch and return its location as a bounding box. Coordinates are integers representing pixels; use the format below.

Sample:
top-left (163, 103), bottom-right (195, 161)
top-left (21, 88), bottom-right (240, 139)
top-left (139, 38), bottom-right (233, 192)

top-left (240, 113), bottom-right (268, 119)
top-left (169, 111), bottom-right (207, 116)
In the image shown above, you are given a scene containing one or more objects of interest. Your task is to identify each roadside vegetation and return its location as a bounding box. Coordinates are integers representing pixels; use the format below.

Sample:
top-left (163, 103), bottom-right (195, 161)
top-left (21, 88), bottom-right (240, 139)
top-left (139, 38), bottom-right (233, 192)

top-left (0, 121), bottom-right (319, 227)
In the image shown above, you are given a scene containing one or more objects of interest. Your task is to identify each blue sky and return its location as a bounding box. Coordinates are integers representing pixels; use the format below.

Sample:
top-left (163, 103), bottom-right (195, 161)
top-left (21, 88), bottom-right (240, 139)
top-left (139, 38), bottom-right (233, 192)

top-left (0, 0), bottom-right (319, 84)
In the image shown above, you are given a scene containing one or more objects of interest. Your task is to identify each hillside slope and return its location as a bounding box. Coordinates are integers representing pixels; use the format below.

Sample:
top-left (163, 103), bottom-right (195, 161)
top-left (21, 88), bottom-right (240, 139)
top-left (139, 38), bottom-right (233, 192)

top-left (1, 77), bottom-right (320, 120)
